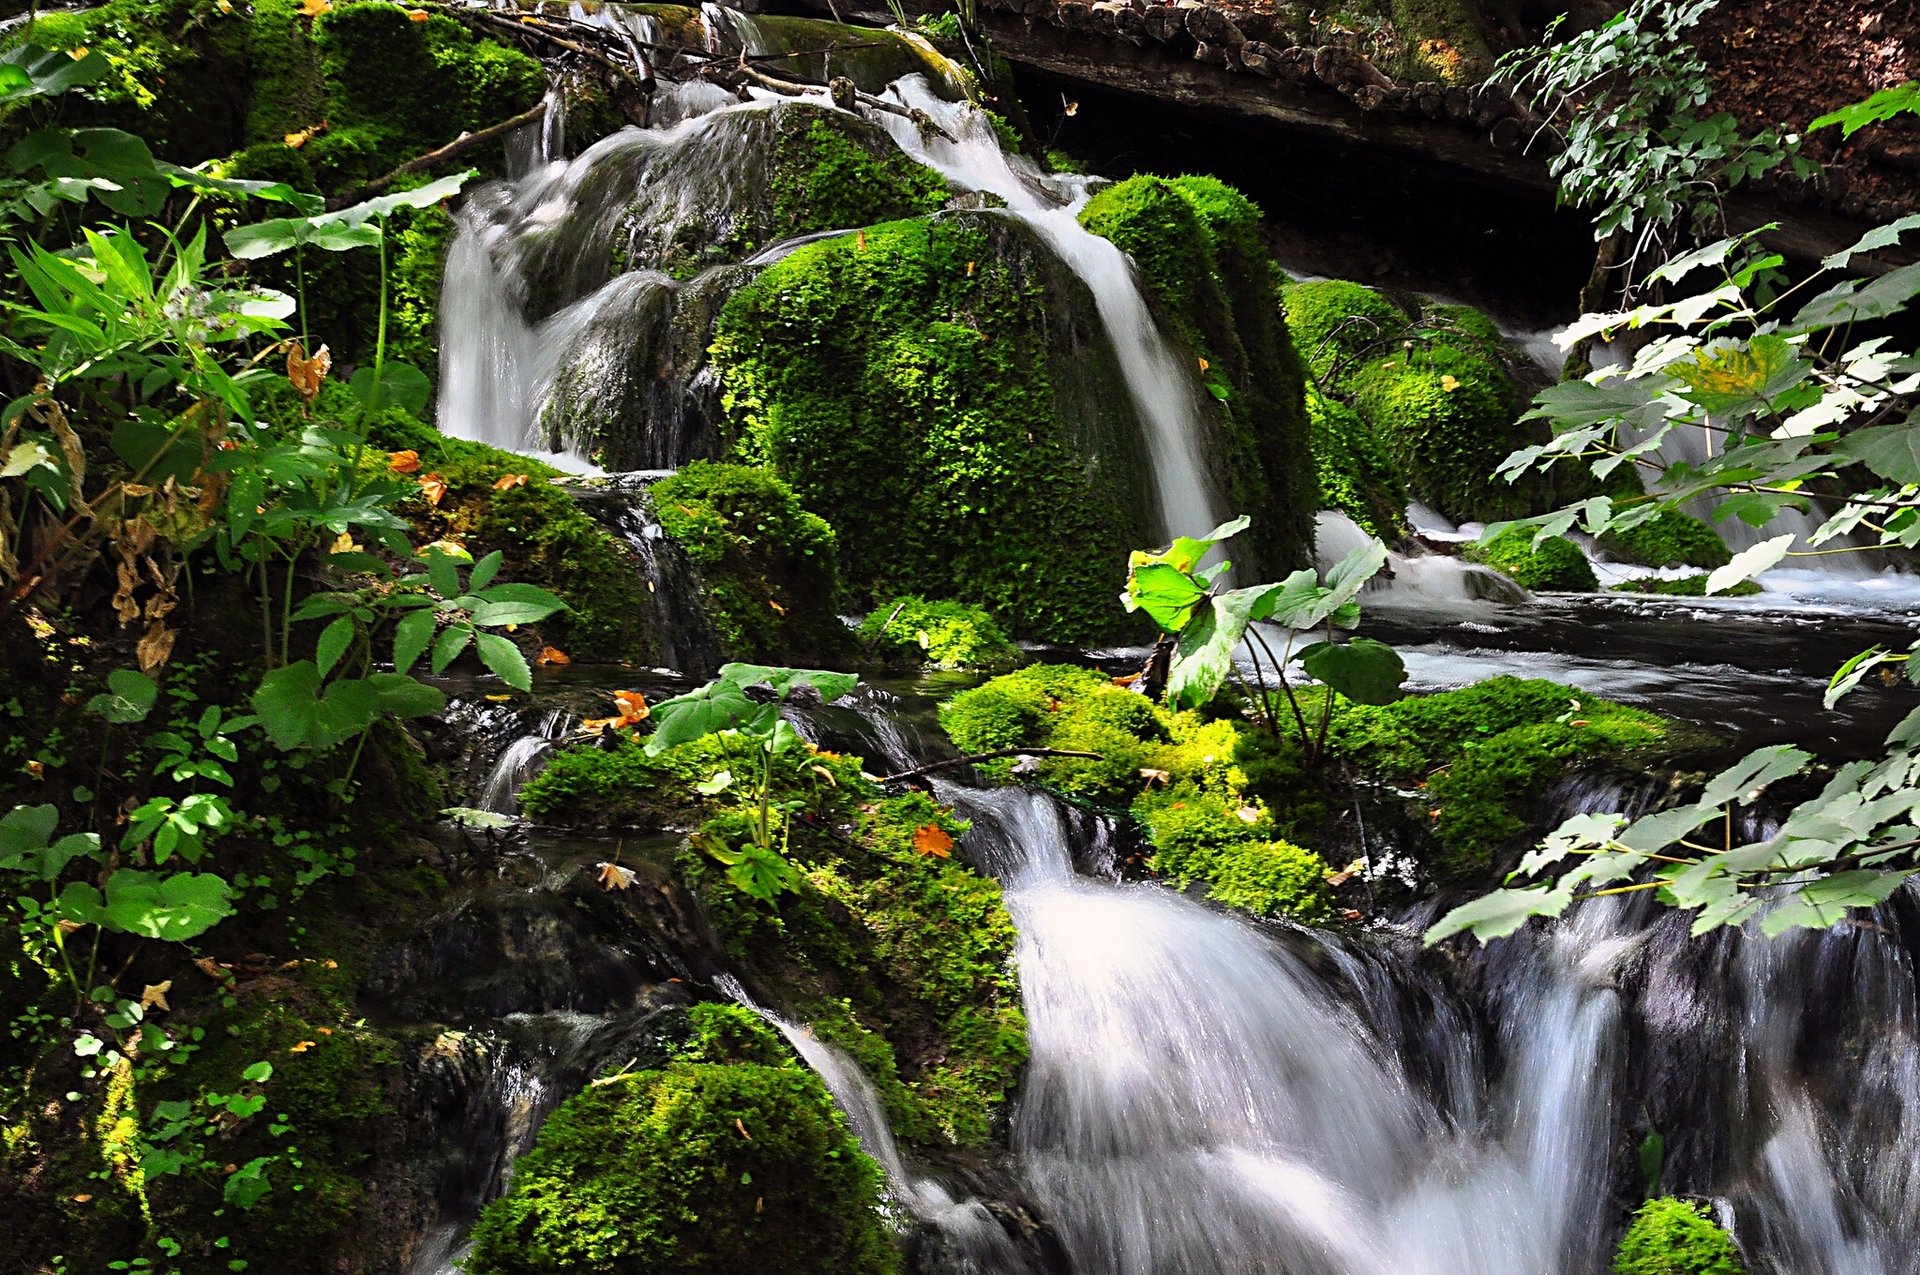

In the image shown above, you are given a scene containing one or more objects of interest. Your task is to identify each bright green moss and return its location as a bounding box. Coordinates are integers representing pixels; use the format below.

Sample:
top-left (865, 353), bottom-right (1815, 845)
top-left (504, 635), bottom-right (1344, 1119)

top-left (649, 462), bottom-right (850, 666)
top-left (463, 1062), bottom-right (898, 1275)
top-left (1079, 175), bottom-right (1317, 574)
top-left (710, 213), bottom-right (1153, 641)
top-left (1613, 1197), bottom-right (1744, 1275)
top-left (1309, 387), bottom-right (1409, 541)
top-left (1282, 279), bottom-right (1411, 384)
top-left (518, 739), bottom-right (684, 827)
top-left (1611, 574), bottom-right (1763, 598)
top-left (1202, 838), bottom-right (1337, 922)
top-left (1465, 526), bottom-right (1598, 592)
top-left (940, 664), bottom-right (1167, 806)
top-left (1599, 510), bottom-right (1732, 570)
top-left (1044, 147), bottom-right (1087, 175)
top-left (751, 112), bottom-right (948, 262)
top-left (859, 596), bottom-right (1020, 669)
top-left (244, 0), bottom-right (325, 144)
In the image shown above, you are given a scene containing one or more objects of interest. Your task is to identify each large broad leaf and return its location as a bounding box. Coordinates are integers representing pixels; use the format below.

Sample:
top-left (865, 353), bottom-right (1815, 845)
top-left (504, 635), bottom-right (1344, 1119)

top-left (252, 661), bottom-right (327, 751)
top-left (1127, 515), bottom-right (1250, 576)
top-left (0, 44), bottom-right (109, 106)
top-left (328, 171), bottom-right (475, 226)
top-left (1704, 533), bottom-right (1794, 595)
top-left (715, 663), bottom-right (859, 705)
top-left (58, 870), bottom-right (234, 940)
top-left (224, 216), bottom-right (380, 261)
top-left (1836, 419), bottom-right (1920, 487)
top-left (348, 361), bottom-right (432, 418)
top-left (0, 805), bottom-right (98, 881)
top-left (1297, 637), bottom-right (1406, 706)
top-left (1790, 263), bottom-right (1920, 332)
top-left (86, 668), bottom-right (157, 724)
top-left (1122, 562), bottom-right (1209, 634)
top-left (646, 680), bottom-right (776, 754)
top-left (1165, 591), bottom-right (1261, 710)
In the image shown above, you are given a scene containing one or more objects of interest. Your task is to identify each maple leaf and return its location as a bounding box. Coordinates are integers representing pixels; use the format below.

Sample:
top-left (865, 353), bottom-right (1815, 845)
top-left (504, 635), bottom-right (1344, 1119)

top-left (492, 472), bottom-right (528, 491)
top-left (388, 449), bottom-right (421, 474)
top-left (140, 981), bottom-right (172, 1012)
top-left (419, 473), bottom-right (448, 506)
top-left (597, 861), bottom-right (638, 890)
top-left (537, 645), bottom-right (570, 666)
top-left (286, 341), bottom-right (331, 401)
top-left (912, 824), bottom-right (953, 858)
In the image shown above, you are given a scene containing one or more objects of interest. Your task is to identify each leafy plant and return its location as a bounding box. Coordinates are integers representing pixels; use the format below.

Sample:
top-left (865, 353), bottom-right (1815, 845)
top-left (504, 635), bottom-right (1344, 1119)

top-left (1120, 515), bottom-right (1404, 761)
top-left (647, 664), bottom-right (859, 902)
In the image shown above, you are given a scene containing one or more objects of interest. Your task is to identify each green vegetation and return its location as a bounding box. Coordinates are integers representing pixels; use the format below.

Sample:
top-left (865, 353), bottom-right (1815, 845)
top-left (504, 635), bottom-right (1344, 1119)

top-left (1612, 1197), bottom-right (1744, 1275)
top-left (1598, 511), bottom-right (1732, 570)
top-left (1611, 575), bottom-right (1762, 598)
top-left (860, 596), bottom-right (1020, 669)
top-left (711, 211), bottom-right (1156, 641)
top-left (1466, 526), bottom-right (1599, 592)
top-left (465, 1041), bottom-right (898, 1274)
top-left (1309, 388), bottom-right (1410, 542)
top-left (768, 113), bottom-right (949, 239)
top-left (650, 463), bottom-right (850, 665)
top-left (1079, 175), bottom-right (1317, 574)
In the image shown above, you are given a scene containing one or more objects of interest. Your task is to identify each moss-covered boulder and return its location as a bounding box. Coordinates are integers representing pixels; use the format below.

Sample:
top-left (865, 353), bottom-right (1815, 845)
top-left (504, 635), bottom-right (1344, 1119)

top-left (1610, 575), bottom-right (1763, 599)
top-left (649, 462), bottom-right (850, 666)
top-left (1079, 175), bottom-right (1317, 576)
top-left (1613, 1197), bottom-right (1744, 1274)
top-left (1283, 279), bottom-right (1412, 386)
top-left (465, 1050), bottom-right (899, 1275)
top-left (860, 596), bottom-right (1021, 669)
top-left (1465, 526), bottom-right (1598, 592)
top-left (1598, 510), bottom-right (1733, 570)
top-left (711, 210), bottom-right (1159, 641)
top-left (1309, 388), bottom-right (1410, 542)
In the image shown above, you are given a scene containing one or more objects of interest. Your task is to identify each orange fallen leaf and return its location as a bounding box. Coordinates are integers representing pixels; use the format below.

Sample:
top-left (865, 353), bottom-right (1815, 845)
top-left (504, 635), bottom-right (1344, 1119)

top-left (767, 598), bottom-right (786, 616)
top-left (24, 759), bottom-right (43, 779)
top-left (912, 824), bottom-right (953, 858)
top-left (492, 472), bottom-right (528, 491)
top-left (286, 340), bottom-right (330, 400)
top-left (419, 473), bottom-right (448, 506)
top-left (71, 1193), bottom-right (92, 1204)
top-left (1324, 858), bottom-right (1366, 887)
top-left (140, 981), bottom-right (172, 1012)
top-left (289, 1040), bottom-right (316, 1053)
top-left (297, 0), bottom-right (329, 15)
top-left (966, 260), bottom-right (976, 277)
top-left (1197, 356), bottom-right (1210, 373)
top-left (613, 690), bottom-right (649, 723)
top-left (537, 646), bottom-right (570, 666)
top-left (597, 861), bottom-right (637, 891)
top-left (856, 229), bottom-right (867, 252)
top-left (407, 6), bottom-right (430, 17)
top-left (329, 532), bottom-right (361, 555)
top-left (1440, 374), bottom-right (1460, 392)
top-left (388, 449), bottom-right (421, 474)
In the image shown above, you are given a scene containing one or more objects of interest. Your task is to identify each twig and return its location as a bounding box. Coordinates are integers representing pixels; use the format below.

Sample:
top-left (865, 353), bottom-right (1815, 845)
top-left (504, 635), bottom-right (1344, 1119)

top-left (714, 62), bottom-right (956, 140)
top-left (338, 103), bottom-right (549, 206)
top-left (878, 748), bottom-right (1104, 784)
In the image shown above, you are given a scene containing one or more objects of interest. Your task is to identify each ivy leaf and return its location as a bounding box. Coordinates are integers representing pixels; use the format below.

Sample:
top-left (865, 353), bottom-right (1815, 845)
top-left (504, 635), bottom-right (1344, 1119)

top-left (1165, 591), bottom-right (1257, 710)
top-left (1704, 533), bottom-right (1793, 594)
top-left (251, 662), bottom-right (326, 751)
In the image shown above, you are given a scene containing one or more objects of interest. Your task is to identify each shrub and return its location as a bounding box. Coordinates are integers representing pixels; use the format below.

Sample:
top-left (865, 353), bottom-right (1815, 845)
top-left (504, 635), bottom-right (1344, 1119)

top-left (859, 596), bottom-right (1020, 669)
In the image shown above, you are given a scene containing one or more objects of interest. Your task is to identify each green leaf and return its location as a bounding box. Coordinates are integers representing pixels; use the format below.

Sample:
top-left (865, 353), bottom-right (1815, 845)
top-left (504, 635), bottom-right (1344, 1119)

top-left (1700, 744), bottom-right (1814, 806)
top-left (1164, 593), bottom-right (1256, 710)
top-left (251, 662), bottom-right (326, 752)
top-left (474, 632), bottom-right (531, 691)
top-left (1704, 533), bottom-right (1793, 594)
top-left (1760, 870), bottom-right (1908, 936)
top-left (1810, 82), bottom-right (1920, 138)
top-left (242, 1061), bottom-right (273, 1083)
top-left (424, 549), bottom-right (463, 599)
top-left (1423, 884), bottom-right (1573, 945)
top-left (646, 681), bottom-right (776, 755)
top-left (365, 673), bottom-right (445, 720)
top-left (86, 668), bottom-right (157, 724)
top-left (327, 171), bottom-right (473, 226)
top-left (392, 609), bottom-right (436, 676)
top-left (1836, 420), bottom-right (1920, 486)
top-left (1670, 335), bottom-right (1811, 417)
top-left (0, 805), bottom-right (98, 881)
top-left (66, 870), bottom-right (235, 940)
top-left (348, 361), bottom-right (432, 418)
top-left (1122, 562), bottom-right (1209, 634)
top-left (714, 664), bottom-right (859, 705)
top-left (1820, 213), bottom-right (1920, 270)
top-left (470, 583), bottom-right (566, 627)
top-left (314, 614), bottom-right (355, 678)
top-left (431, 624), bottom-right (473, 673)
top-left (1127, 515), bottom-right (1250, 576)
top-left (468, 550), bottom-right (504, 593)
top-left (1297, 637), bottom-right (1406, 706)
top-left (0, 43), bottom-right (110, 106)
top-left (223, 216), bottom-right (379, 261)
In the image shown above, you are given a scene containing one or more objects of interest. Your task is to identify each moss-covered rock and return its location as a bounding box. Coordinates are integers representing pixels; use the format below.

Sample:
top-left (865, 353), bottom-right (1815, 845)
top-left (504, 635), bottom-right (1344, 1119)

top-left (1465, 526), bottom-right (1598, 592)
top-left (1309, 387), bottom-right (1410, 542)
top-left (464, 1056), bottom-right (898, 1275)
top-left (649, 462), bottom-right (851, 666)
top-left (1283, 279), bottom-right (1412, 386)
top-left (1610, 575), bottom-right (1763, 599)
top-left (1613, 1197), bottom-right (1744, 1275)
top-left (859, 596), bottom-right (1021, 669)
top-left (1079, 175), bottom-right (1317, 576)
top-left (1598, 511), bottom-right (1733, 570)
top-left (710, 211), bottom-right (1158, 641)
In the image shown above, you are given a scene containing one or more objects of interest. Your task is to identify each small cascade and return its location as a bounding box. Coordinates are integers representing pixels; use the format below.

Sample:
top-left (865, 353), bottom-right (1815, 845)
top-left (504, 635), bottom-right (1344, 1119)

top-left (1317, 509), bottom-right (1526, 606)
top-left (574, 477), bottom-right (723, 676)
top-left (717, 976), bottom-right (1042, 1273)
top-left (477, 707), bottom-right (574, 814)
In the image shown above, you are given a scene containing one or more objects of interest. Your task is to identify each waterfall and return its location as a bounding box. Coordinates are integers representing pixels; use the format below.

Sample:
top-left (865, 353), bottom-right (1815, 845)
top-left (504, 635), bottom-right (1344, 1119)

top-left (1315, 509), bottom-right (1526, 606)
top-left (573, 476), bottom-right (724, 676)
top-left (477, 707), bottom-right (574, 814)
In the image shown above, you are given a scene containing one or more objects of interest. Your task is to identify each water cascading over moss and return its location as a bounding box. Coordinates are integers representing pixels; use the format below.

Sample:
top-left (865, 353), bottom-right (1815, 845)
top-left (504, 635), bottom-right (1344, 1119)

top-left (709, 210), bottom-right (1158, 641)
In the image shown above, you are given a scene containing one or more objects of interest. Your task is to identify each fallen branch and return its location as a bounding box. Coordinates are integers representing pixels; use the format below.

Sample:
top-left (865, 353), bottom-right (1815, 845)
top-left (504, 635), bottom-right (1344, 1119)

top-left (878, 748), bottom-right (1104, 784)
top-left (712, 62), bottom-right (956, 140)
top-left (339, 102), bottom-right (549, 206)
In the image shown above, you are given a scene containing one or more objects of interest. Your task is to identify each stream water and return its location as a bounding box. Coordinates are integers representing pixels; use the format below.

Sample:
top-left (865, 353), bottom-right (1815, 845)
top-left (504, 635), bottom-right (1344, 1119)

top-left (417, 10), bottom-right (1920, 1270)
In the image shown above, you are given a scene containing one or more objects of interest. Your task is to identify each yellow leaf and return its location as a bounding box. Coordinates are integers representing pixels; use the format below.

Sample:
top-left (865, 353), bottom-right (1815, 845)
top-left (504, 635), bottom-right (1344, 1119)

top-left (1440, 374), bottom-right (1460, 392)
top-left (966, 260), bottom-right (976, 277)
top-left (856, 230), bottom-right (867, 252)
top-left (537, 645), bottom-right (570, 666)
top-left (492, 472), bottom-right (529, 491)
top-left (66, 46), bottom-right (89, 59)
top-left (810, 764), bottom-right (837, 786)
top-left (1197, 357), bottom-right (1210, 373)
top-left (297, 0), bottom-right (329, 15)
top-left (282, 123), bottom-right (328, 150)
top-left (289, 1040), bottom-right (316, 1053)
top-left (329, 532), bottom-right (360, 555)
top-left (139, 981), bottom-right (172, 1012)
top-left (767, 598), bottom-right (786, 616)
top-left (407, 7), bottom-right (430, 17)
top-left (597, 861), bottom-right (638, 891)
top-left (912, 824), bottom-right (953, 858)
top-left (1063, 99), bottom-right (1079, 116)
top-left (419, 473), bottom-right (448, 507)
top-left (72, 1193), bottom-right (93, 1203)
top-left (485, 694), bottom-right (513, 702)
top-left (388, 449), bottom-right (421, 474)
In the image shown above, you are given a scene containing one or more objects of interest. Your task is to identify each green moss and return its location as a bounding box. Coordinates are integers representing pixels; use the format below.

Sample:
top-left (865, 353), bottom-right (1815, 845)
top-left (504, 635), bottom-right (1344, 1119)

top-left (1465, 526), bottom-right (1598, 592)
top-left (859, 596), bottom-right (1019, 669)
top-left (650, 462), bottom-right (850, 666)
top-left (1387, 0), bottom-right (1495, 82)
top-left (1282, 280), bottom-right (1411, 385)
top-left (518, 738), bottom-right (687, 827)
top-left (1079, 175), bottom-right (1317, 574)
top-left (1610, 574), bottom-right (1763, 598)
top-left (1613, 1197), bottom-right (1744, 1275)
top-left (464, 1061), bottom-right (898, 1275)
top-left (1598, 511), bottom-right (1732, 570)
top-left (710, 212), bottom-right (1154, 641)
top-left (1310, 387), bottom-right (1409, 541)
top-left (1043, 147), bottom-right (1087, 175)
top-left (243, 0), bottom-right (325, 144)
top-left (1201, 838), bottom-right (1337, 921)
top-left (755, 113), bottom-right (948, 262)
